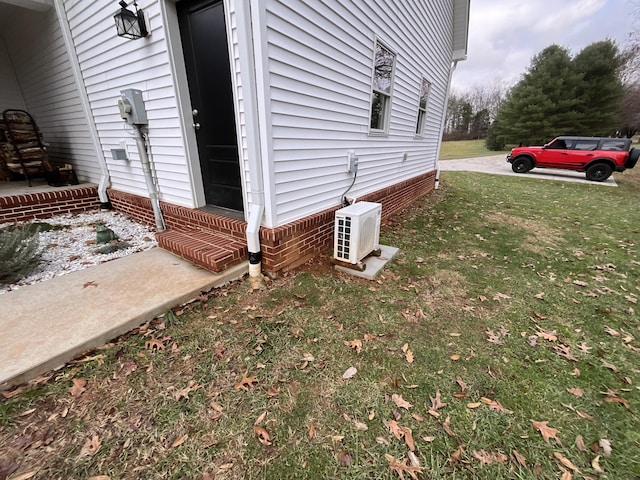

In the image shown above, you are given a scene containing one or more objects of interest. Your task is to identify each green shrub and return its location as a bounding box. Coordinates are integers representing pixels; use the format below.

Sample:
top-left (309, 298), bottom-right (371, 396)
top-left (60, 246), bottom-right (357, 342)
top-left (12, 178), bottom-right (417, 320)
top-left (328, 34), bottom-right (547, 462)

top-left (0, 226), bottom-right (41, 284)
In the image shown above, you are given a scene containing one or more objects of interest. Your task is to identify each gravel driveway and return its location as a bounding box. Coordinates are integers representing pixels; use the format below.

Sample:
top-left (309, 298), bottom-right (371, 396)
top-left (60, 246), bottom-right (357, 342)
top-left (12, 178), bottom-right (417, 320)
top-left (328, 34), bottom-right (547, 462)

top-left (439, 154), bottom-right (618, 186)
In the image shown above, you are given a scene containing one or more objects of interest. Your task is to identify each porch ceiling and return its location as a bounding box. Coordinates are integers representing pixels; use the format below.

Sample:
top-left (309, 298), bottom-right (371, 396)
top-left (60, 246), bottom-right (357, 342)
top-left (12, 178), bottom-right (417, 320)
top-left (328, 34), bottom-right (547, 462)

top-left (0, 0), bottom-right (52, 11)
top-left (0, 1), bottom-right (52, 33)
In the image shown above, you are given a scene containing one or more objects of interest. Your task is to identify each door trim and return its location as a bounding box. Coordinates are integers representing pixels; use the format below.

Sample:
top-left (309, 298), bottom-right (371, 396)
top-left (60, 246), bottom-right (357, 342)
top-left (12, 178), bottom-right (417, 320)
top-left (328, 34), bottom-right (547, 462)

top-left (159, 0), bottom-right (207, 210)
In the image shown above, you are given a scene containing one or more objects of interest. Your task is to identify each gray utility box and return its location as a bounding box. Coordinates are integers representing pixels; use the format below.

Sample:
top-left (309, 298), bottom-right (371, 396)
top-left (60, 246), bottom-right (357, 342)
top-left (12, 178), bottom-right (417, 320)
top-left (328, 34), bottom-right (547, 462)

top-left (120, 88), bottom-right (148, 125)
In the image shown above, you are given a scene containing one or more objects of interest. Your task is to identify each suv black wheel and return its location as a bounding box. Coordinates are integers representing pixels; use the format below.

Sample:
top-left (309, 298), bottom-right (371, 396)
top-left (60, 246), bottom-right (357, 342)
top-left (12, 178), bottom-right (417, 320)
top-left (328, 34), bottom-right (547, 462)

top-left (511, 156), bottom-right (533, 173)
top-left (585, 162), bottom-right (613, 182)
top-left (626, 148), bottom-right (640, 169)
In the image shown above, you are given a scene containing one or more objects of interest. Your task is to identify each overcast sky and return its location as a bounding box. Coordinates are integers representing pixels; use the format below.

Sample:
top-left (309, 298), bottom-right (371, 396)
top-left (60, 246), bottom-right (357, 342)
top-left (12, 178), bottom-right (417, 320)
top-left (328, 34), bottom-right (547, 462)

top-left (451, 0), bottom-right (637, 93)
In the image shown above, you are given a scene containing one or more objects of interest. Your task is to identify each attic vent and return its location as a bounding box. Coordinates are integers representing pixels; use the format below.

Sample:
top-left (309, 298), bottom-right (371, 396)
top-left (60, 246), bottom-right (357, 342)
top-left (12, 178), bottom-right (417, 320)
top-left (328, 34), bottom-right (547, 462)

top-left (334, 202), bottom-right (381, 265)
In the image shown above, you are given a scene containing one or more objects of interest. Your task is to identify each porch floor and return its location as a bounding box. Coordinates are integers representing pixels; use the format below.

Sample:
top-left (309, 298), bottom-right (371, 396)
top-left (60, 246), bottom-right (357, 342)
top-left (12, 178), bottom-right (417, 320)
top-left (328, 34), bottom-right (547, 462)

top-left (0, 179), bottom-right (96, 199)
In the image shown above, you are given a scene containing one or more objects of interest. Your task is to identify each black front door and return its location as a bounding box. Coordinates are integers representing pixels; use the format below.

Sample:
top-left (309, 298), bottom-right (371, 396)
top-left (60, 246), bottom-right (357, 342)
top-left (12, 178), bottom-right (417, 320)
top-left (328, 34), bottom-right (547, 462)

top-left (177, 0), bottom-right (243, 212)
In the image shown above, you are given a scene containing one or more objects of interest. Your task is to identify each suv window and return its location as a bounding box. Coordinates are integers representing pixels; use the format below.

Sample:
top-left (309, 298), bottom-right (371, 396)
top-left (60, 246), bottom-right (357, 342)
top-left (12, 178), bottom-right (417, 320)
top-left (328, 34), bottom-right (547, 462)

top-left (546, 139), bottom-right (567, 149)
top-left (600, 139), bottom-right (627, 151)
top-left (572, 140), bottom-right (598, 151)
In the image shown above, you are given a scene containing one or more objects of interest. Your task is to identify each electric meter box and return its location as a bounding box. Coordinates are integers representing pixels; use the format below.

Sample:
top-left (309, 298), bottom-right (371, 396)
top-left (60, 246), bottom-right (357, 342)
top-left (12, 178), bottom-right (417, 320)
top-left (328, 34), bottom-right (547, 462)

top-left (120, 88), bottom-right (147, 125)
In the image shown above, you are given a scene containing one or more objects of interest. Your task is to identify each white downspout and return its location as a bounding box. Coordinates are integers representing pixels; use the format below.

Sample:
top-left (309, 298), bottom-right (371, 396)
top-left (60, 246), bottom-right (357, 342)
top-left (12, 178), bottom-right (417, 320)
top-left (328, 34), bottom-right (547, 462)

top-left (54, 0), bottom-right (111, 205)
top-left (434, 60), bottom-right (459, 190)
top-left (234, 0), bottom-right (265, 280)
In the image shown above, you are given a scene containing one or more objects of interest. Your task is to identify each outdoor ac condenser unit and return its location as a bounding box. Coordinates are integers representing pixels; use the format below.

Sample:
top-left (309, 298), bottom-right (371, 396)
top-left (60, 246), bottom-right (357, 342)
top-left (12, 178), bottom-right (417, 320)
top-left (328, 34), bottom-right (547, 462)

top-left (333, 202), bottom-right (382, 265)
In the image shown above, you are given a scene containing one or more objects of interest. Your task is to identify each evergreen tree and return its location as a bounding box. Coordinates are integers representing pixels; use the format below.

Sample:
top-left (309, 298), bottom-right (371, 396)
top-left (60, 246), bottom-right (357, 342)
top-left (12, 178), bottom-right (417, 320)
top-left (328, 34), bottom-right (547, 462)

top-left (488, 41), bottom-right (624, 149)
top-left (573, 40), bottom-right (623, 135)
top-left (496, 45), bottom-right (581, 145)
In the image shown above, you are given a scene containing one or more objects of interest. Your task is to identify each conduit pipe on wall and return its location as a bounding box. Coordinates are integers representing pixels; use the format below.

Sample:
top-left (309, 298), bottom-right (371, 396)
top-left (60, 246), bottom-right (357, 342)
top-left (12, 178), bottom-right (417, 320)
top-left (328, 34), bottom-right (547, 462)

top-left (54, 0), bottom-right (111, 206)
top-left (132, 125), bottom-right (165, 231)
top-left (434, 60), bottom-right (459, 190)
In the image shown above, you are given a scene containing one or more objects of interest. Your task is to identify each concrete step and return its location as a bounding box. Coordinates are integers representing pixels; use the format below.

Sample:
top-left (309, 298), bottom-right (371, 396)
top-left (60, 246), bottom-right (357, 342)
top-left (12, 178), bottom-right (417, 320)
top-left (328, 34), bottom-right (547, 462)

top-left (157, 228), bottom-right (247, 273)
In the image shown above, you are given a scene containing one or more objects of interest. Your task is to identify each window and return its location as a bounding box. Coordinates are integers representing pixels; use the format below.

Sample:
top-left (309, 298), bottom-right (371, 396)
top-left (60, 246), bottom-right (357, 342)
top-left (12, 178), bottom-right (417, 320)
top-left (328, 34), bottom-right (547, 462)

top-left (369, 41), bottom-right (395, 133)
top-left (600, 139), bottom-right (627, 151)
top-left (415, 77), bottom-right (430, 136)
top-left (572, 140), bottom-right (598, 151)
top-left (546, 139), bottom-right (567, 149)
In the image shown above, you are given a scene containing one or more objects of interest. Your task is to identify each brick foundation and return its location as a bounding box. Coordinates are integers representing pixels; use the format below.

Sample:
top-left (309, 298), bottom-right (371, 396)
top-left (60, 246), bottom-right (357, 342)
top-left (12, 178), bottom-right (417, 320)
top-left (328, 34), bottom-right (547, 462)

top-left (0, 186), bottom-right (100, 223)
top-left (107, 170), bottom-right (436, 274)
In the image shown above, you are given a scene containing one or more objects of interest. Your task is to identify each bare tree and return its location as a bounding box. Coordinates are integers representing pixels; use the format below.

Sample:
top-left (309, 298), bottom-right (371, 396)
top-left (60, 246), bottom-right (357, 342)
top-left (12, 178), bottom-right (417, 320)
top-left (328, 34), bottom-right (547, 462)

top-left (444, 82), bottom-right (510, 139)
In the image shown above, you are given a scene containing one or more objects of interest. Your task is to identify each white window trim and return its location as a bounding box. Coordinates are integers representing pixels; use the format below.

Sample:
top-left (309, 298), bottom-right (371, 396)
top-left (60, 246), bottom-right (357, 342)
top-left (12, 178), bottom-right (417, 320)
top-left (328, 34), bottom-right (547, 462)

top-left (414, 77), bottom-right (430, 138)
top-left (368, 38), bottom-right (396, 136)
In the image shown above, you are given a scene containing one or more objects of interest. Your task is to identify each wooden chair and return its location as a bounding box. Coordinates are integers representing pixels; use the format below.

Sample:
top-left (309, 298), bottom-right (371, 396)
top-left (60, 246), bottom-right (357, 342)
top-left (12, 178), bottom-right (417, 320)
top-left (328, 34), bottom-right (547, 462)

top-left (0, 109), bottom-right (54, 186)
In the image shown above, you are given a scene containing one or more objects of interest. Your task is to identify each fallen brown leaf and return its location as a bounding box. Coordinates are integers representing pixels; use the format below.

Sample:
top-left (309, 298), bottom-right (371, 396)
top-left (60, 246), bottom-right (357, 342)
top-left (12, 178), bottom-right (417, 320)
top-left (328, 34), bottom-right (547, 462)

top-left (1, 385), bottom-right (27, 399)
top-left (553, 452), bottom-right (580, 473)
top-left (171, 434), bottom-right (188, 448)
top-left (442, 415), bottom-right (456, 437)
top-left (405, 349), bottom-right (414, 363)
top-left (480, 397), bottom-right (513, 414)
top-left (10, 472), bottom-right (37, 480)
top-left (531, 419), bottom-right (561, 445)
top-left (173, 381), bottom-right (202, 401)
top-left (385, 454), bottom-right (423, 480)
top-left (338, 450), bottom-right (353, 467)
top-left (342, 367), bottom-right (357, 380)
top-left (144, 335), bottom-right (166, 351)
top-left (601, 359), bottom-right (618, 372)
top-left (235, 371), bottom-right (258, 391)
top-left (392, 393), bottom-right (413, 410)
top-left (566, 388), bottom-right (584, 397)
top-left (554, 343), bottom-right (577, 361)
top-left (254, 411), bottom-right (267, 425)
top-left (493, 292), bottom-right (511, 301)
top-left (68, 378), bottom-right (87, 397)
top-left (512, 449), bottom-right (527, 468)
top-left (344, 339), bottom-right (362, 353)
top-left (80, 435), bottom-right (101, 457)
top-left (592, 455), bottom-right (603, 473)
top-left (253, 426), bottom-right (272, 446)
top-left (428, 390), bottom-right (447, 417)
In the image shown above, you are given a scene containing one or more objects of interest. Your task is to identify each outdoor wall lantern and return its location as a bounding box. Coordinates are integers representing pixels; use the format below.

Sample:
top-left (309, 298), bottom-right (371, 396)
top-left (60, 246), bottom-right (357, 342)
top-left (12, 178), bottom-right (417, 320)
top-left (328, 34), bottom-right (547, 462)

top-left (114, 1), bottom-right (148, 40)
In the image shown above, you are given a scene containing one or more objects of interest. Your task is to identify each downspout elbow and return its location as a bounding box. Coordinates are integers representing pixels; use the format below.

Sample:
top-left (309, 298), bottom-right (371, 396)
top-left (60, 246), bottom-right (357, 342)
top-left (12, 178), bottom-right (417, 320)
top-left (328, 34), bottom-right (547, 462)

top-left (246, 202), bottom-right (264, 279)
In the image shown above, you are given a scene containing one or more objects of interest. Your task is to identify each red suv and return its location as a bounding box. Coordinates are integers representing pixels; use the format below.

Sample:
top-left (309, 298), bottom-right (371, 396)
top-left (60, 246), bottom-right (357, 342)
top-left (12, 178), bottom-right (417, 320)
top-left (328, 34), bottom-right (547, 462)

top-left (507, 136), bottom-right (639, 182)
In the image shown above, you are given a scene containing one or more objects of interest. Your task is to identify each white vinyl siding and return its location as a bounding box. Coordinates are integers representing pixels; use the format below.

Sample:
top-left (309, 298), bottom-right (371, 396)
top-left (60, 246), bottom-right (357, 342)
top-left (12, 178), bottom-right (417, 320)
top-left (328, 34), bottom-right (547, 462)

top-left (0, 6), bottom-right (100, 182)
top-left (60, 0), bottom-right (196, 208)
top-left (263, 0), bottom-right (453, 225)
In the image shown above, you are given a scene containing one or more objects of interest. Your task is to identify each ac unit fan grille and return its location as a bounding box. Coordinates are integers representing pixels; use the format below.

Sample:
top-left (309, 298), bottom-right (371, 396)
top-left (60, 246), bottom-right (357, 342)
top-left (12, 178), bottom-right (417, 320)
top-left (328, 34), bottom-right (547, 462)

top-left (335, 216), bottom-right (351, 260)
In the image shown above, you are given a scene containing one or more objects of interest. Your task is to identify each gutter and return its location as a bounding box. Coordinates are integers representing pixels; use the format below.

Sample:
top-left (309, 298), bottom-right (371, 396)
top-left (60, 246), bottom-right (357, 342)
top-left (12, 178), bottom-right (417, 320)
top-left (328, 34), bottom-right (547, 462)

top-left (54, 0), bottom-right (111, 206)
top-left (235, 0), bottom-right (266, 281)
top-left (434, 60), bottom-right (459, 189)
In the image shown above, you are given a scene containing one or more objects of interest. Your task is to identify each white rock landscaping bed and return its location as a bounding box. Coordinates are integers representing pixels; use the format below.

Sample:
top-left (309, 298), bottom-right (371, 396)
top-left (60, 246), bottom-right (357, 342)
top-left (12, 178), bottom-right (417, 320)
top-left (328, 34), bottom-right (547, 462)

top-left (1, 210), bottom-right (157, 295)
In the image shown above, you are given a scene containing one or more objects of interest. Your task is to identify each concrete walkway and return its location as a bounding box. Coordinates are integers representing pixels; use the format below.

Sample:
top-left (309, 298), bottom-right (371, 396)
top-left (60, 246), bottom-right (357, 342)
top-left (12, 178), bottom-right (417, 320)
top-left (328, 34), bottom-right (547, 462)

top-left (0, 248), bottom-right (247, 390)
top-left (439, 154), bottom-right (618, 186)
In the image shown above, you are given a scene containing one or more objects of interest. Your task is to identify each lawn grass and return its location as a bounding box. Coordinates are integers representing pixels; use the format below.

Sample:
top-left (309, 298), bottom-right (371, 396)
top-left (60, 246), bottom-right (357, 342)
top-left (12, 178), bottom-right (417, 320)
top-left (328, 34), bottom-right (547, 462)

top-left (439, 139), bottom-right (509, 160)
top-left (1, 169), bottom-right (639, 479)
